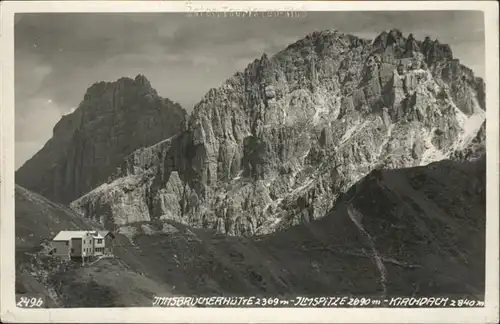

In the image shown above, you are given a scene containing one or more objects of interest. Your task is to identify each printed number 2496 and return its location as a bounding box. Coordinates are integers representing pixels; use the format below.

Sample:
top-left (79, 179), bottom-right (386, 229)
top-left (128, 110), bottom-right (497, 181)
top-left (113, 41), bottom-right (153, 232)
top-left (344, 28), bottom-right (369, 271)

top-left (16, 296), bottom-right (44, 308)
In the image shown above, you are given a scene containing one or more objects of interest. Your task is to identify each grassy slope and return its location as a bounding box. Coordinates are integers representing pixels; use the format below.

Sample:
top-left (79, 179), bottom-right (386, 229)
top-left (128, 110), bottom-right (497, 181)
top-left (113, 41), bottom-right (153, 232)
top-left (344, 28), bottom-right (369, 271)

top-left (15, 184), bottom-right (97, 250)
top-left (15, 157), bottom-right (485, 306)
top-left (15, 185), bottom-right (175, 307)
top-left (15, 184), bottom-right (98, 305)
top-left (51, 257), bottom-right (173, 307)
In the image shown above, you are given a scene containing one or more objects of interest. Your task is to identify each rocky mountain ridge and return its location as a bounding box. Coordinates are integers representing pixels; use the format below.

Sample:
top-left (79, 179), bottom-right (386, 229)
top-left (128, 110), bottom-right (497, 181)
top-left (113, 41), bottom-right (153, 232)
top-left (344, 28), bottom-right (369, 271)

top-left (17, 29), bottom-right (486, 237)
top-left (16, 75), bottom-right (188, 203)
top-left (70, 29), bottom-right (486, 236)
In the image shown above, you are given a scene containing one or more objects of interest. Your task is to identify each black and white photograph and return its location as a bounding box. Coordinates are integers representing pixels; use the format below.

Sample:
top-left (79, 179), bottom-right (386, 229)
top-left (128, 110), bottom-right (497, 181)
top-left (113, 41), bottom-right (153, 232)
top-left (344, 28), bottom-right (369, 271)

top-left (1, 1), bottom-right (498, 323)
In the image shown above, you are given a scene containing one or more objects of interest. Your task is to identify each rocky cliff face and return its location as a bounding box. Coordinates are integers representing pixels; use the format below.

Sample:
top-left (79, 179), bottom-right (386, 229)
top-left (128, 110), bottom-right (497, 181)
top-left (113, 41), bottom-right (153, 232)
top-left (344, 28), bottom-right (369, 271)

top-left (68, 30), bottom-right (486, 236)
top-left (451, 120), bottom-right (486, 162)
top-left (16, 75), bottom-right (187, 203)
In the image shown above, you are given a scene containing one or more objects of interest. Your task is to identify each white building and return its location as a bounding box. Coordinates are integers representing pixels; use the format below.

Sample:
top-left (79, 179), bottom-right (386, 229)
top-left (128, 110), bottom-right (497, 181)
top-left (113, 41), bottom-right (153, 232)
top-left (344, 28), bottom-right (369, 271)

top-left (51, 230), bottom-right (115, 259)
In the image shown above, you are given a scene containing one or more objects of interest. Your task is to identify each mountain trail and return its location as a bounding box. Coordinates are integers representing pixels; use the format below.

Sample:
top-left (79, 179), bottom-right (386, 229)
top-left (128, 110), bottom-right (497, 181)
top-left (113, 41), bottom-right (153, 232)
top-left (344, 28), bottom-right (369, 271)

top-left (346, 205), bottom-right (387, 297)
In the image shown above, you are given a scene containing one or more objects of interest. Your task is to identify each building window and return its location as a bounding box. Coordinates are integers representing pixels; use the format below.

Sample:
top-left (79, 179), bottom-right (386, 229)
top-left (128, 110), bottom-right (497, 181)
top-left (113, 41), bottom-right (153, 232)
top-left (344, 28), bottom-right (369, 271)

top-left (54, 248), bottom-right (57, 253)
top-left (65, 241), bottom-right (69, 246)
top-left (97, 239), bottom-right (103, 244)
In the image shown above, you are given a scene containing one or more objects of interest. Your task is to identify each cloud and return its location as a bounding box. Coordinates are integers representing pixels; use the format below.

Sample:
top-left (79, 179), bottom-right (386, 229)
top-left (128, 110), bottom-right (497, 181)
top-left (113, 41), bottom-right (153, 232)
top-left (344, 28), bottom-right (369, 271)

top-left (14, 52), bottom-right (52, 99)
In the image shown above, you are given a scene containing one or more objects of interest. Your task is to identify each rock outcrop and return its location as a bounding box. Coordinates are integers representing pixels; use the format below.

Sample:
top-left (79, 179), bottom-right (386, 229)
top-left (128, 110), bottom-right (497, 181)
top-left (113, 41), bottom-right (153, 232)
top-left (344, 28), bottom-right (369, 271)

top-left (16, 75), bottom-right (187, 203)
top-left (68, 30), bottom-right (486, 235)
top-left (451, 121), bottom-right (486, 162)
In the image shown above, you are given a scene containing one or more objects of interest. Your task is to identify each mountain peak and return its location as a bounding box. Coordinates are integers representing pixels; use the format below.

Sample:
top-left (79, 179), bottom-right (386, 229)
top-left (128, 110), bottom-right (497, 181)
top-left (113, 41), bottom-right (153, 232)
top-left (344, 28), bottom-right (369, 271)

top-left (17, 28), bottom-right (486, 240)
top-left (83, 74), bottom-right (156, 102)
top-left (134, 73), bottom-right (152, 87)
top-left (16, 73), bottom-right (187, 203)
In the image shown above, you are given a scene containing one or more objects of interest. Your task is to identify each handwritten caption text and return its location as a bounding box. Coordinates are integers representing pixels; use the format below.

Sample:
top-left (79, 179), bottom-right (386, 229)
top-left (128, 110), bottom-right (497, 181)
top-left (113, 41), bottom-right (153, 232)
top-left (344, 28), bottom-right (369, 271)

top-left (152, 296), bottom-right (485, 308)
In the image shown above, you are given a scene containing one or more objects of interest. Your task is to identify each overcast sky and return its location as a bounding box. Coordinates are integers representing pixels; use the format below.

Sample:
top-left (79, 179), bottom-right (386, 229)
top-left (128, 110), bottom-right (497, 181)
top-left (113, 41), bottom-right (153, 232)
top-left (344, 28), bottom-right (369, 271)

top-left (15, 11), bottom-right (485, 170)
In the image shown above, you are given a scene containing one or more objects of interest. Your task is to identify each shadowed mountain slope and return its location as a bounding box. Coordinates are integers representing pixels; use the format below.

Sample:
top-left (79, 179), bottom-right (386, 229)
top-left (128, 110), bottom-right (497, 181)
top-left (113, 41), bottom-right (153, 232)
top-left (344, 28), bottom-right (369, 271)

top-left (15, 185), bottom-right (98, 250)
top-left (16, 154), bottom-right (485, 306)
top-left (114, 157), bottom-right (485, 299)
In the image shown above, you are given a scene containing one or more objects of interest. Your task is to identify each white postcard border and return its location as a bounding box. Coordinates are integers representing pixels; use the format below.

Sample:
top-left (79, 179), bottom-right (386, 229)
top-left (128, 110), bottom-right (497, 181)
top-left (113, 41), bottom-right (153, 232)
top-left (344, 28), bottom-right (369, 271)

top-left (1, 1), bottom-right (498, 323)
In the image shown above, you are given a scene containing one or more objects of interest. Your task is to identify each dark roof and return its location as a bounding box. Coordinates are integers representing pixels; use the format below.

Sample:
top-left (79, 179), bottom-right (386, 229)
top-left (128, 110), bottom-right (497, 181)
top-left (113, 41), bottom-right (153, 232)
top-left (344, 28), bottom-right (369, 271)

top-left (98, 231), bottom-right (115, 238)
